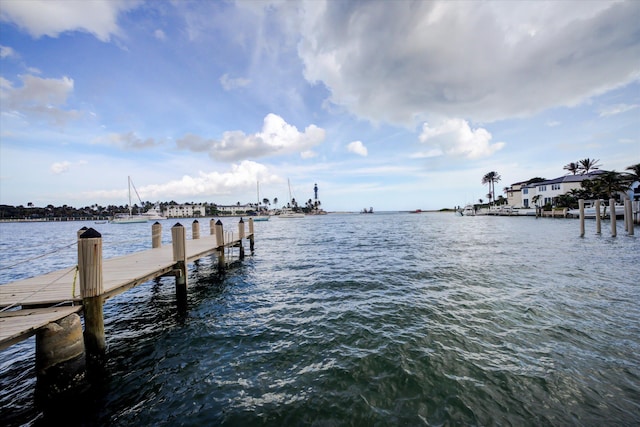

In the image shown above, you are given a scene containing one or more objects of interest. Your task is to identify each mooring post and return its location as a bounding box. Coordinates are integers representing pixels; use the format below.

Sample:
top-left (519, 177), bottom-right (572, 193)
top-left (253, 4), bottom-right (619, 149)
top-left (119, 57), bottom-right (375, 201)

top-left (171, 223), bottom-right (188, 303)
top-left (625, 199), bottom-right (633, 235)
top-left (210, 218), bottom-right (216, 235)
top-left (595, 200), bottom-right (601, 234)
top-left (152, 221), bottom-right (162, 248)
top-left (610, 199), bottom-right (617, 237)
top-left (238, 218), bottom-right (245, 260)
top-left (215, 220), bottom-right (225, 270)
top-left (78, 228), bottom-right (106, 366)
top-left (578, 199), bottom-right (585, 237)
top-left (77, 226), bottom-right (88, 239)
top-left (248, 218), bottom-right (255, 252)
top-left (192, 219), bottom-right (200, 240)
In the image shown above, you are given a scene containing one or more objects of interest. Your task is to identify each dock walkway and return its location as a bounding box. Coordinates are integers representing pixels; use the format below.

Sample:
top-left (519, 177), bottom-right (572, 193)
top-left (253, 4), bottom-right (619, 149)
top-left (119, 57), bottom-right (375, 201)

top-left (0, 220), bottom-right (253, 350)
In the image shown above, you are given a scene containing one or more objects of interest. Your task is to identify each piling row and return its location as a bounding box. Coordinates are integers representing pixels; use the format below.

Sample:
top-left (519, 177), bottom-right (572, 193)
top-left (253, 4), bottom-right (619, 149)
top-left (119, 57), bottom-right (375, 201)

top-left (578, 198), bottom-right (635, 237)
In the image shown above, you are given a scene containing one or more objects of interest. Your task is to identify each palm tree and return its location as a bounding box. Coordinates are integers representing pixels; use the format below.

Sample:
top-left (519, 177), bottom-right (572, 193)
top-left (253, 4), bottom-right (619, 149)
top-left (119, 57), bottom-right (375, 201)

top-left (593, 171), bottom-right (633, 200)
top-left (563, 162), bottom-right (580, 175)
top-left (578, 158), bottom-right (601, 174)
top-left (626, 163), bottom-right (640, 182)
top-left (481, 171), bottom-right (501, 206)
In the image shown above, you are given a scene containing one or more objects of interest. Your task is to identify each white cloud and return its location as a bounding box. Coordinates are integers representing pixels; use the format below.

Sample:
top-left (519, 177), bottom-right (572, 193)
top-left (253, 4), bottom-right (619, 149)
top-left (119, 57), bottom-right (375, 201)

top-left (598, 103), bottom-right (638, 117)
top-left (294, 1), bottom-right (640, 125)
top-left (98, 131), bottom-right (162, 150)
top-left (300, 150), bottom-right (317, 159)
top-left (0, 45), bottom-right (15, 58)
top-left (0, 0), bottom-right (139, 42)
top-left (154, 29), bottom-right (166, 40)
top-left (347, 140), bottom-right (368, 157)
top-left (418, 118), bottom-right (505, 159)
top-left (85, 160), bottom-right (278, 201)
top-left (176, 113), bottom-right (326, 161)
top-left (1, 74), bottom-right (80, 125)
top-left (220, 73), bottom-right (251, 90)
top-left (51, 161), bottom-right (71, 174)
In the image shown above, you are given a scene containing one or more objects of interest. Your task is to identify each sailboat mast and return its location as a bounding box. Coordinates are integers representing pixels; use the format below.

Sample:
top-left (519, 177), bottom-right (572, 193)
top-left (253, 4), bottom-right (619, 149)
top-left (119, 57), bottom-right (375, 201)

top-left (128, 176), bottom-right (132, 215)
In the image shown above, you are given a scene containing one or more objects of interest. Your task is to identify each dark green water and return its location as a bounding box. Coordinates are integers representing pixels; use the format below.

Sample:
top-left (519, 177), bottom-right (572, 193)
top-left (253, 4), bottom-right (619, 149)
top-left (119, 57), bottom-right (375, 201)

top-left (1, 213), bottom-right (639, 425)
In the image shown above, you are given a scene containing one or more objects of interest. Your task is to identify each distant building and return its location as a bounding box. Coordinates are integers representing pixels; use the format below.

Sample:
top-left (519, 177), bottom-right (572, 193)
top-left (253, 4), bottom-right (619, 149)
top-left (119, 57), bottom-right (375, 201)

top-left (165, 204), bottom-right (205, 218)
top-left (511, 171), bottom-right (605, 208)
top-left (215, 204), bottom-right (253, 215)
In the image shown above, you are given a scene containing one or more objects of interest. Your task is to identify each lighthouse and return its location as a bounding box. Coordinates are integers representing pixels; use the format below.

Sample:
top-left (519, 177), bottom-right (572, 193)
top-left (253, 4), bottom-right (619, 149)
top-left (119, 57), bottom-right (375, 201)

top-left (314, 183), bottom-right (318, 200)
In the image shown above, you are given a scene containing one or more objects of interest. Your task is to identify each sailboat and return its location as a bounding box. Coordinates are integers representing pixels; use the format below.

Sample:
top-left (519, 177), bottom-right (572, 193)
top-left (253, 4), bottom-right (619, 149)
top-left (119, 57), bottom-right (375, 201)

top-left (252, 181), bottom-right (270, 221)
top-left (278, 179), bottom-right (305, 218)
top-left (110, 176), bottom-right (148, 224)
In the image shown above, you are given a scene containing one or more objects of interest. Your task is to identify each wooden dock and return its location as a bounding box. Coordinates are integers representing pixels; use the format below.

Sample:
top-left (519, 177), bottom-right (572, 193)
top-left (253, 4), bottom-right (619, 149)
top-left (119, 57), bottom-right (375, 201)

top-left (0, 219), bottom-right (254, 350)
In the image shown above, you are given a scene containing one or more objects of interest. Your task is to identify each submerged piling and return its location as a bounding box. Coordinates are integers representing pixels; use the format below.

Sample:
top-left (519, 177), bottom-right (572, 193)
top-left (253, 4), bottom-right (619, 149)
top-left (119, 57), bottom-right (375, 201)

top-left (578, 199), bottom-right (585, 237)
top-left (595, 200), bottom-right (601, 234)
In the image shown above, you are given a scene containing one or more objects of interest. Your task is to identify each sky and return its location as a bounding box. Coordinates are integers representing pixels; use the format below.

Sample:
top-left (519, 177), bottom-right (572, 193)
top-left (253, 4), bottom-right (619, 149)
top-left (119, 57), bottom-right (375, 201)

top-left (1, 0), bottom-right (639, 212)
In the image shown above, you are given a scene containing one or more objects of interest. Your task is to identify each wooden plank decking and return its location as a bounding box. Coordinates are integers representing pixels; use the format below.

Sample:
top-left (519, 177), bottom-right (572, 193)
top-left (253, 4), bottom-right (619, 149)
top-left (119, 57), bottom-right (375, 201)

top-left (0, 231), bottom-right (251, 350)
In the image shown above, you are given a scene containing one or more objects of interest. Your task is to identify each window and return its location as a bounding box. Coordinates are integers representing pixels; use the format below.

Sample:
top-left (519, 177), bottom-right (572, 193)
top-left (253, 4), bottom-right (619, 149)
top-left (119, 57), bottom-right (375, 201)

top-left (523, 199), bottom-right (529, 207)
top-left (544, 197), bottom-right (552, 205)
top-left (523, 188), bottom-right (528, 194)
top-left (551, 184), bottom-right (561, 190)
top-left (539, 185), bottom-right (547, 191)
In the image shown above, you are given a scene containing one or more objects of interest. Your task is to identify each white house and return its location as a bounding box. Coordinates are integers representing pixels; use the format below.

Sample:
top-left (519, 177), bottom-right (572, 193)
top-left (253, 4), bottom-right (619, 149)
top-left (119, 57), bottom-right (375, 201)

top-left (215, 204), bottom-right (254, 215)
top-left (518, 171), bottom-right (604, 208)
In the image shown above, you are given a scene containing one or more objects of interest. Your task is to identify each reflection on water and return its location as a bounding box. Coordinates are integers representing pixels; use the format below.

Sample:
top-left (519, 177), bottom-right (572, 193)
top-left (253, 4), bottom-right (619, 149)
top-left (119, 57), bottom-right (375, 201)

top-left (1, 214), bottom-right (639, 426)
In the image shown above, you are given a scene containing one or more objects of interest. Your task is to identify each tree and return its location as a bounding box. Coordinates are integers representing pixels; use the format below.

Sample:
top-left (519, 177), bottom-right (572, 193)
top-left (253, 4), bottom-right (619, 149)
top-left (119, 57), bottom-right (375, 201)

top-left (578, 158), bottom-right (601, 174)
top-left (626, 163), bottom-right (640, 181)
top-left (481, 171), bottom-right (501, 206)
top-left (563, 162), bottom-right (580, 175)
top-left (592, 171), bottom-right (633, 200)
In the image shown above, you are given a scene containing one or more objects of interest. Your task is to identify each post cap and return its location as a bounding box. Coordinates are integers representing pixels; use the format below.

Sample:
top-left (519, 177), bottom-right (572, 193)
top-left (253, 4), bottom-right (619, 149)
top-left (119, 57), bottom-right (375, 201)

top-left (239, 217), bottom-right (244, 223)
top-left (79, 228), bottom-right (101, 239)
top-left (172, 222), bottom-right (183, 228)
top-left (216, 220), bottom-right (223, 225)
top-left (193, 219), bottom-right (199, 223)
top-left (153, 221), bottom-right (161, 225)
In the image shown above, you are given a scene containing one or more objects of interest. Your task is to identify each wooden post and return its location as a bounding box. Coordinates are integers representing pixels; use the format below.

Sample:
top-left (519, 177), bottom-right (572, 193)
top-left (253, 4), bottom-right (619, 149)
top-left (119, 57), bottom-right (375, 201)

top-left (171, 223), bottom-right (188, 303)
top-left (625, 199), bottom-right (634, 235)
top-left (192, 219), bottom-right (200, 240)
top-left (238, 218), bottom-right (245, 260)
top-left (610, 199), bottom-right (617, 237)
top-left (215, 220), bottom-right (225, 270)
top-left (210, 218), bottom-right (216, 235)
top-left (152, 221), bottom-right (162, 248)
top-left (595, 200), bottom-right (601, 234)
top-left (78, 228), bottom-right (105, 366)
top-left (248, 218), bottom-right (255, 252)
top-left (77, 226), bottom-right (88, 238)
top-left (578, 199), bottom-right (585, 237)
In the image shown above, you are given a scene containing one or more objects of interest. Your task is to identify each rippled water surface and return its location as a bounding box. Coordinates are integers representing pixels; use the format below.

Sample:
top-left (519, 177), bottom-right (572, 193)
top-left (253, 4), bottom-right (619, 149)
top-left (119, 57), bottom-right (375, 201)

top-left (1, 213), bottom-right (639, 426)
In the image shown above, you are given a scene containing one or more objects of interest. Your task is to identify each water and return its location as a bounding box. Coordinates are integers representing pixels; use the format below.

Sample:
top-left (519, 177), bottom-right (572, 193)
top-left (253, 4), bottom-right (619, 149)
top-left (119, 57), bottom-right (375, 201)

top-left (1, 213), bottom-right (639, 426)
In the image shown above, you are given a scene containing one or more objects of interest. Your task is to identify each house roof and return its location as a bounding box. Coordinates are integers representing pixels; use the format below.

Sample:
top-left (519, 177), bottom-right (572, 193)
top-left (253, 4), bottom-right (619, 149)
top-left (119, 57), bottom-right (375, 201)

top-left (523, 170), bottom-right (605, 188)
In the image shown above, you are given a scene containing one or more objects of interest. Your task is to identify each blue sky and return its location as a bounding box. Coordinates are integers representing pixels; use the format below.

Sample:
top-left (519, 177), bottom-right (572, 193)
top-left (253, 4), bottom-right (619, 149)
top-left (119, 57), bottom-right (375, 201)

top-left (1, 0), bottom-right (638, 211)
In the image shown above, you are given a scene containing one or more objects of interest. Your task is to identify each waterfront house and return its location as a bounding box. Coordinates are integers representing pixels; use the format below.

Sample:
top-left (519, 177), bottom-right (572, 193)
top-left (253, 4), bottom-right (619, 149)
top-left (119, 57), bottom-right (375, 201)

top-left (517, 171), bottom-right (604, 208)
top-left (165, 204), bottom-right (206, 218)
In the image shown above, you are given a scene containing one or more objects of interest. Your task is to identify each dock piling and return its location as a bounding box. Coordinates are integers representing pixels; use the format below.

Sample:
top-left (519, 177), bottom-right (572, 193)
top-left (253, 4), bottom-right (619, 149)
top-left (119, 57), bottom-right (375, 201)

top-left (595, 200), bottom-right (601, 234)
top-left (78, 228), bottom-right (106, 366)
top-left (578, 199), bottom-right (585, 237)
top-left (610, 199), bottom-right (617, 237)
top-left (171, 223), bottom-right (188, 304)
top-left (192, 220), bottom-right (200, 240)
top-left (625, 199), bottom-right (634, 235)
top-left (249, 218), bottom-right (255, 252)
top-left (215, 220), bottom-right (225, 270)
top-left (152, 221), bottom-right (162, 248)
top-left (238, 218), bottom-right (245, 260)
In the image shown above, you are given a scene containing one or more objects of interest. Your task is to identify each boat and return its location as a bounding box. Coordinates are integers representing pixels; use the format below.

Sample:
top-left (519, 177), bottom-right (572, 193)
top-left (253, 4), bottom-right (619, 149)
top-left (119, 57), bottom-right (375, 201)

top-left (360, 207), bottom-right (374, 214)
top-left (409, 209), bottom-right (422, 213)
top-left (460, 205), bottom-right (475, 216)
top-left (278, 179), bottom-right (305, 218)
top-left (567, 202), bottom-right (626, 219)
top-left (141, 204), bottom-right (167, 220)
top-left (110, 176), bottom-right (148, 224)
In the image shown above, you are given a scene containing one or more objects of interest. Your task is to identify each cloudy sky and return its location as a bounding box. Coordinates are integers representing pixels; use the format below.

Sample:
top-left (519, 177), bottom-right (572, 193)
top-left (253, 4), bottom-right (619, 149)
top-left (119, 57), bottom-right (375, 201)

top-left (1, 0), bottom-right (638, 211)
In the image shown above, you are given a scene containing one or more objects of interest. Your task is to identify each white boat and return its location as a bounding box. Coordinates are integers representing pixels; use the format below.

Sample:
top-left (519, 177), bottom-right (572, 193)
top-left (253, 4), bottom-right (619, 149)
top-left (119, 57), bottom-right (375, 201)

top-left (253, 181), bottom-right (270, 221)
top-left (278, 179), bottom-right (305, 218)
top-left (567, 203), bottom-right (625, 219)
top-left (141, 204), bottom-right (167, 220)
top-left (110, 176), bottom-right (148, 224)
top-left (460, 205), bottom-right (475, 216)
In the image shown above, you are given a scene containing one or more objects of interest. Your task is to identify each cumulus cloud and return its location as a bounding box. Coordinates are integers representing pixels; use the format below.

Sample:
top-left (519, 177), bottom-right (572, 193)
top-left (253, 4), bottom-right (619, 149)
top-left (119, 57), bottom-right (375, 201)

top-left (154, 29), bottom-right (166, 40)
top-left (294, 1), bottom-right (640, 125)
top-left (220, 73), bottom-right (251, 90)
top-left (418, 118), bottom-right (505, 159)
top-left (1, 74), bottom-right (80, 125)
top-left (176, 113), bottom-right (326, 161)
top-left (99, 131), bottom-right (162, 150)
top-left (0, 0), bottom-right (139, 42)
top-left (50, 161), bottom-right (71, 174)
top-left (86, 160), bottom-right (278, 201)
top-left (347, 140), bottom-right (368, 157)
